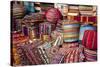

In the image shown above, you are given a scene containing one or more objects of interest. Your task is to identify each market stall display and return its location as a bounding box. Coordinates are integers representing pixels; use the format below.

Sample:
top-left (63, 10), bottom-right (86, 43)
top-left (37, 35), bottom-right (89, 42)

top-left (11, 1), bottom-right (97, 66)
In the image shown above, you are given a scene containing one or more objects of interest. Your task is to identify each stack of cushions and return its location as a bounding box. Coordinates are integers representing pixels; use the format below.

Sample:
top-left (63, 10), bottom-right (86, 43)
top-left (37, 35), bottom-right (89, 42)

top-left (39, 22), bottom-right (55, 41)
top-left (22, 13), bottom-right (45, 23)
top-left (61, 5), bottom-right (68, 16)
top-left (68, 5), bottom-right (79, 16)
top-left (62, 43), bottom-right (84, 63)
top-left (81, 30), bottom-right (97, 62)
top-left (62, 18), bottom-right (80, 42)
top-left (79, 5), bottom-right (96, 16)
top-left (39, 22), bottom-right (55, 35)
top-left (12, 1), bottom-right (25, 19)
top-left (84, 48), bottom-right (97, 62)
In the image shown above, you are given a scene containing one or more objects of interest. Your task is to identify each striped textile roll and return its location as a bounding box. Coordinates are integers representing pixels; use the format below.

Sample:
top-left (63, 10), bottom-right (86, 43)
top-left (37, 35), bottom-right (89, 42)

top-left (62, 20), bottom-right (80, 42)
top-left (84, 48), bottom-right (97, 62)
top-left (22, 25), bottom-right (29, 36)
top-left (39, 22), bottom-right (55, 35)
top-left (79, 24), bottom-right (96, 41)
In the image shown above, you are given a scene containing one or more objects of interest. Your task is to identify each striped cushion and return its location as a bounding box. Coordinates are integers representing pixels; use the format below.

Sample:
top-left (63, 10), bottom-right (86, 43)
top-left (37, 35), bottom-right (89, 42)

top-left (62, 20), bottom-right (80, 42)
top-left (84, 48), bottom-right (97, 62)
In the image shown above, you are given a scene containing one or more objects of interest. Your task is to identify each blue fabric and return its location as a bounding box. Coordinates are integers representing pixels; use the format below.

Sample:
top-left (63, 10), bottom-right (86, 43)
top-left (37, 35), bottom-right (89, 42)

top-left (24, 2), bottom-right (35, 14)
top-left (79, 25), bottom-right (96, 40)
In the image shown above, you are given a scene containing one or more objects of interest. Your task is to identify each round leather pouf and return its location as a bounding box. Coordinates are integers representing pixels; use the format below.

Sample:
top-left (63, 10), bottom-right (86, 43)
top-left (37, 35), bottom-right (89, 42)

top-left (45, 8), bottom-right (62, 24)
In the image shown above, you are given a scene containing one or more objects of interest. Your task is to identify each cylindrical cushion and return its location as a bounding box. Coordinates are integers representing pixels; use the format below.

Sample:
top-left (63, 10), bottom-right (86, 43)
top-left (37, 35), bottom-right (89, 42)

top-left (62, 20), bottom-right (80, 42)
top-left (45, 8), bottom-right (62, 23)
top-left (79, 25), bottom-right (96, 41)
top-left (82, 30), bottom-right (97, 50)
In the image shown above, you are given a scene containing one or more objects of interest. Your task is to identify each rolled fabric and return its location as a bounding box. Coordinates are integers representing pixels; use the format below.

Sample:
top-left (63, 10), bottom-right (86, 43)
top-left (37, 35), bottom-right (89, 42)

top-left (39, 22), bottom-right (55, 35)
top-left (22, 25), bottom-right (29, 36)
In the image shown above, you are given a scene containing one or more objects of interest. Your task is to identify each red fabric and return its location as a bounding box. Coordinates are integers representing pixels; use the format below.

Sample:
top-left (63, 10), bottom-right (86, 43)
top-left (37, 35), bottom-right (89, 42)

top-left (45, 8), bottom-right (62, 23)
top-left (73, 16), bottom-right (97, 23)
top-left (82, 30), bottom-right (97, 50)
top-left (64, 47), bottom-right (83, 63)
top-left (88, 16), bottom-right (97, 22)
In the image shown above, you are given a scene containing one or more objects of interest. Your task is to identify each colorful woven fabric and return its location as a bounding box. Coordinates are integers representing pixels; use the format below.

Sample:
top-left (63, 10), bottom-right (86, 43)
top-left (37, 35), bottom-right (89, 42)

top-left (64, 46), bottom-right (84, 63)
top-left (79, 25), bottom-right (96, 41)
top-left (62, 20), bottom-right (80, 42)
top-left (84, 48), bottom-right (97, 62)
top-left (39, 22), bottom-right (55, 35)
top-left (12, 47), bottom-right (21, 65)
top-left (16, 43), bottom-right (44, 65)
top-left (22, 13), bottom-right (45, 23)
top-left (16, 44), bottom-right (32, 65)
top-left (45, 8), bottom-right (62, 23)
top-left (50, 54), bottom-right (64, 64)
top-left (82, 30), bottom-right (97, 50)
